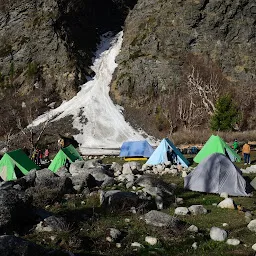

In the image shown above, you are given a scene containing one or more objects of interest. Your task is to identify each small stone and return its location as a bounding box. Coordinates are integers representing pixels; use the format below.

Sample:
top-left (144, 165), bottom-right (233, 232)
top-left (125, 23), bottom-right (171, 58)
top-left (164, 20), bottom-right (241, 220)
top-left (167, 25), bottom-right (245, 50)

top-left (50, 236), bottom-right (56, 241)
top-left (192, 242), bottom-right (197, 249)
top-left (130, 207), bottom-right (136, 214)
top-left (245, 216), bottom-right (251, 223)
top-left (125, 218), bottom-right (130, 223)
top-left (182, 171), bottom-right (187, 177)
top-left (155, 195), bottom-right (163, 210)
top-left (188, 205), bottom-right (207, 215)
top-left (220, 192), bottom-right (229, 198)
top-left (109, 228), bottom-right (121, 240)
top-left (116, 243), bottom-right (121, 248)
top-left (106, 236), bottom-right (113, 242)
top-left (222, 223), bottom-right (228, 227)
top-left (176, 198), bottom-right (184, 204)
top-left (210, 227), bottom-right (227, 241)
top-left (252, 243), bottom-right (256, 251)
top-left (226, 239), bottom-right (240, 246)
top-left (212, 203), bottom-right (218, 206)
top-left (131, 242), bottom-right (143, 248)
top-left (245, 211), bottom-right (253, 218)
top-left (145, 236), bottom-right (157, 245)
top-left (187, 225), bottom-right (198, 233)
top-left (218, 198), bottom-right (235, 209)
top-left (247, 219), bottom-right (256, 232)
top-left (175, 207), bottom-right (189, 216)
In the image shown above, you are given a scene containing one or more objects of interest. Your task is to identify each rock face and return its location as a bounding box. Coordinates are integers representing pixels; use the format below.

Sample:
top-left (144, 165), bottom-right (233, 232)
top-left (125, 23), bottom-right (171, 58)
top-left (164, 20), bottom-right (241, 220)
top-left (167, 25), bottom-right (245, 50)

top-left (0, 189), bottom-right (34, 233)
top-left (0, 0), bottom-right (137, 137)
top-left (112, 0), bottom-right (256, 135)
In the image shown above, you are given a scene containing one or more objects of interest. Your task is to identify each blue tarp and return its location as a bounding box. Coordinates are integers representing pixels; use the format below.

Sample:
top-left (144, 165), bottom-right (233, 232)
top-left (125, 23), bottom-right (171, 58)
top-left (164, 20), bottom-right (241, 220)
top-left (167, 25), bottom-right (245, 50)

top-left (146, 138), bottom-right (190, 167)
top-left (119, 140), bottom-right (154, 158)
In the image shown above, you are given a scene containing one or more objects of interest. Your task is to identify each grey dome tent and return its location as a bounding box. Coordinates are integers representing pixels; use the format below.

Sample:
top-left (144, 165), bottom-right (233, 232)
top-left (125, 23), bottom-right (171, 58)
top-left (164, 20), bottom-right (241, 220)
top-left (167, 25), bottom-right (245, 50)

top-left (184, 153), bottom-right (249, 196)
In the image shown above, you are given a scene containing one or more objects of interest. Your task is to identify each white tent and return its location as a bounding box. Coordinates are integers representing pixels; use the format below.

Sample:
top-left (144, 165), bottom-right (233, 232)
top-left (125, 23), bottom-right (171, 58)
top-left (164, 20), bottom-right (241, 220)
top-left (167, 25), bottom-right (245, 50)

top-left (146, 138), bottom-right (189, 167)
top-left (184, 153), bottom-right (249, 196)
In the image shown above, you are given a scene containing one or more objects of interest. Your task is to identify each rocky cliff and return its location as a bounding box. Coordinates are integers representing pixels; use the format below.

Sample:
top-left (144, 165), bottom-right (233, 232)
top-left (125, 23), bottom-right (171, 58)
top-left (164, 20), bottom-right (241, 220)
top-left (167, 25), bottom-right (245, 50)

top-left (1, 0), bottom-right (256, 143)
top-left (111, 0), bottom-right (256, 137)
top-left (0, 0), bottom-right (136, 137)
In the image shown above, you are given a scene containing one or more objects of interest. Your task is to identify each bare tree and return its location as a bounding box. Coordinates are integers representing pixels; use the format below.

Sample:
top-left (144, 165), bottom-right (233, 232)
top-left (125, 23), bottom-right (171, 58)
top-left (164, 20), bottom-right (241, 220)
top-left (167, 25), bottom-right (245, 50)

top-left (187, 66), bottom-right (220, 116)
top-left (16, 109), bottom-right (50, 150)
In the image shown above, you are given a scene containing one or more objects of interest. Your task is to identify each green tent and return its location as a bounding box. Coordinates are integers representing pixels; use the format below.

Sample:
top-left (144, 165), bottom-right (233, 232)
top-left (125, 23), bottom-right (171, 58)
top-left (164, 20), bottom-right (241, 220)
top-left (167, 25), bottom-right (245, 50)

top-left (48, 144), bottom-right (83, 173)
top-left (0, 149), bottom-right (39, 181)
top-left (194, 135), bottom-right (241, 163)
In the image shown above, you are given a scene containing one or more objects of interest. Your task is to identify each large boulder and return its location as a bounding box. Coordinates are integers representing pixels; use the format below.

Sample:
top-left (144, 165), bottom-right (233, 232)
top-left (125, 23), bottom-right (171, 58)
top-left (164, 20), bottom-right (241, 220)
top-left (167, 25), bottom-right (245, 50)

top-left (26, 177), bottom-right (73, 207)
top-left (35, 216), bottom-right (68, 232)
top-left (69, 161), bottom-right (86, 176)
top-left (70, 174), bottom-right (96, 192)
top-left (69, 160), bottom-right (102, 176)
top-left (0, 235), bottom-right (71, 255)
top-left (101, 190), bottom-right (139, 210)
top-left (144, 210), bottom-right (184, 229)
top-left (18, 169), bottom-right (37, 188)
top-left (55, 167), bottom-right (72, 178)
top-left (135, 175), bottom-right (175, 195)
top-left (35, 176), bottom-right (73, 193)
top-left (122, 162), bottom-right (141, 175)
top-left (35, 169), bottom-right (57, 184)
top-left (0, 189), bottom-right (34, 233)
top-left (111, 162), bottom-right (122, 173)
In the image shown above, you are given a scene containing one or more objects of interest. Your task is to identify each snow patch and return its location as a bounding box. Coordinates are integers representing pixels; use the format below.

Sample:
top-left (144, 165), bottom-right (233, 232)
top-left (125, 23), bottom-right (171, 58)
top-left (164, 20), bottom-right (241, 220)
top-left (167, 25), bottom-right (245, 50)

top-left (30, 32), bottom-right (154, 154)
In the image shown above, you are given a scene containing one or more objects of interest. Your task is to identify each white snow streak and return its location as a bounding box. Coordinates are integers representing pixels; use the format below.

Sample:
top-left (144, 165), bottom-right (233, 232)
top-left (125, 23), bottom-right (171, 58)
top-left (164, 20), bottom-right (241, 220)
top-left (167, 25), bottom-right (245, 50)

top-left (30, 32), bottom-right (150, 154)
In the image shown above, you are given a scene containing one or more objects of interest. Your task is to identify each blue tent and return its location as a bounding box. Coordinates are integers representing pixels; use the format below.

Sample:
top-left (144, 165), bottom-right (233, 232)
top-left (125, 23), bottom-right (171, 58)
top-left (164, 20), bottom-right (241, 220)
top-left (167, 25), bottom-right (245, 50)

top-left (119, 140), bottom-right (154, 158)
top-left (146, 138), bottom-right (190, 167)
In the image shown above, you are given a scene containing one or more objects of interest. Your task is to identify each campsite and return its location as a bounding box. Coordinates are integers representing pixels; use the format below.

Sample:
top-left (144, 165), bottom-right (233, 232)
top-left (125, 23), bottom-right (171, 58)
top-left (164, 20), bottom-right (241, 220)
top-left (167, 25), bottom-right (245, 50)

top-left (0, 136), bottom-right (256, 255)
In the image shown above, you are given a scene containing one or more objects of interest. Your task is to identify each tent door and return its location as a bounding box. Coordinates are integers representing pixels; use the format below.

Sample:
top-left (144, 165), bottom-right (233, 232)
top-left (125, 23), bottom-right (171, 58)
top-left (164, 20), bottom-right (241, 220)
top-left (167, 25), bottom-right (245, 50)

top-left (14, 166), bottom-right (24, 179)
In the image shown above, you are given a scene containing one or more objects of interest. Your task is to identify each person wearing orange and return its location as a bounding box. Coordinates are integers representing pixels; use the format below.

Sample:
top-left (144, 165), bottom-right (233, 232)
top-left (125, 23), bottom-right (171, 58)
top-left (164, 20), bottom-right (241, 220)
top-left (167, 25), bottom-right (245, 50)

top-left (242, 142), bottom-right (251, 165)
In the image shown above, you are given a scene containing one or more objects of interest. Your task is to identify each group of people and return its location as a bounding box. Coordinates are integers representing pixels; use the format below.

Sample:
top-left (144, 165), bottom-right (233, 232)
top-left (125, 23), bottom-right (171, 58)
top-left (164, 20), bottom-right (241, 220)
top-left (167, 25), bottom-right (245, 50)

top-left (31, 147), bottom-right (50, 166)
top-left (232, 139), bottom-right (251, 165)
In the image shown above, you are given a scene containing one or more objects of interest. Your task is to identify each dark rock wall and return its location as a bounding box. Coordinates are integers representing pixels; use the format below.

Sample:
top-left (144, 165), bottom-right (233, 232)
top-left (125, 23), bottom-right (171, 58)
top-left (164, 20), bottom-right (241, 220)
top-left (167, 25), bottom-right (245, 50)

top-left (111, 0), bottom-right (256, 136)
top-left (0, 0), bottom-right (136, 136)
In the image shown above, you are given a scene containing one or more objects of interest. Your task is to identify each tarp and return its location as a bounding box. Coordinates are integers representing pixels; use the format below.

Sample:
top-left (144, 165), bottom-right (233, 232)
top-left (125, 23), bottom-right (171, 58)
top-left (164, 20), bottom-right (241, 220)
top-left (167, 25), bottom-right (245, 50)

top-left (194, 135), bottom-right (241, 163)
top-left (0, 149), bottom-right (39, 181)
top-left (48, 144), bottom-right (83, 173)
top-left (146, 138), bottom-right (190, 167)
top-left (185, 153), bottom-right (249, 196)
top-left (119, 140), bottom-right (154, 158)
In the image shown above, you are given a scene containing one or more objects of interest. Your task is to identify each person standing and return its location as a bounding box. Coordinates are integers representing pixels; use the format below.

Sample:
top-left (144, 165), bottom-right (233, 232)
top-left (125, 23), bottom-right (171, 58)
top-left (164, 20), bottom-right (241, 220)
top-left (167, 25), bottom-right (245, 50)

top-left (58, 138), bottom-right (65, 149)
top-left (35, 148), bottom-right (40, 165)
top-left (242, 142), bottom-right (251, 165)
top-left (233, 139), bottom-right (239, 153)
top-left (44, 146), bottom-right (50, 162)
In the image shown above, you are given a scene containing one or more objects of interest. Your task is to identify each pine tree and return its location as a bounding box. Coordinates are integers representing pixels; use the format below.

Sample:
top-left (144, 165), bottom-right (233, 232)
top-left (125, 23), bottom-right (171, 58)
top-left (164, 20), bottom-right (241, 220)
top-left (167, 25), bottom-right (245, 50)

top-left (210, 94), bottom-right (239, 131)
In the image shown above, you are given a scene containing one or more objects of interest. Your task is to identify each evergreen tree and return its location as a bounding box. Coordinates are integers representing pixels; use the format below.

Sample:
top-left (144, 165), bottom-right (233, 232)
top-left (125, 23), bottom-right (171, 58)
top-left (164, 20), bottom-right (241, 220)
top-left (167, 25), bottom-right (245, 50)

top-left (210, 94), bottom-right (239, 131)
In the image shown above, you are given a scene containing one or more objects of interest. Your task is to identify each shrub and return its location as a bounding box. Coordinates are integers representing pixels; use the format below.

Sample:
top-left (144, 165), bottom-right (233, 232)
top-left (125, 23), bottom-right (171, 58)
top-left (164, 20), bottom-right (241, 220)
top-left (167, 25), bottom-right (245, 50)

top-left (210, 94), bottom-right (240, 131)
top-left (27, 62), bottom-right (38, 78)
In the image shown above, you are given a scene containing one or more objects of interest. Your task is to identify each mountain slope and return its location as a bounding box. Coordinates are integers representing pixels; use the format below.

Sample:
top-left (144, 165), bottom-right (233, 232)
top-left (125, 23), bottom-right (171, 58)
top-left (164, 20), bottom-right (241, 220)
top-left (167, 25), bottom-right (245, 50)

top-left (111, 0), bottom-right (256, 136)
top-left (31, 32), bottom-right (150, 154)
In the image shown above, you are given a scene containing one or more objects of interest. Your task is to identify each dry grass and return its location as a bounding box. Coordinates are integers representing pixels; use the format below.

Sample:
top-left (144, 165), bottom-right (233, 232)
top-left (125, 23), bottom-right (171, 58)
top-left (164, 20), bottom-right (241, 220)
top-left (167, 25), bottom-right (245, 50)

top-left (170, 129), bottom-right (256, 146)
